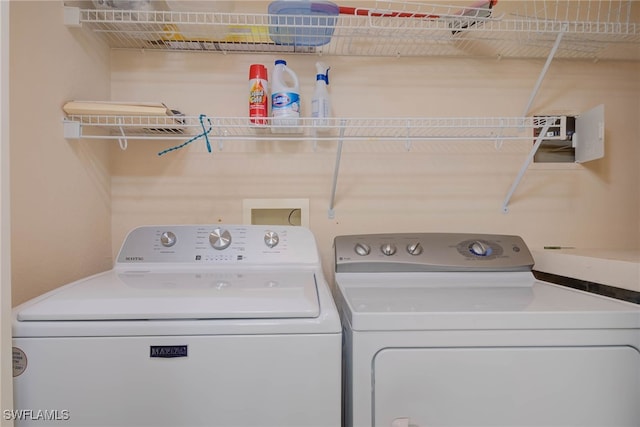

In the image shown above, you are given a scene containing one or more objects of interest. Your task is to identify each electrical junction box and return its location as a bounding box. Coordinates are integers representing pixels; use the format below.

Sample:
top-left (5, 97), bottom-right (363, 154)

top-left (242, 199), bottom-right (309, 227)
top-left (533, 104), bottom-right (605, 164)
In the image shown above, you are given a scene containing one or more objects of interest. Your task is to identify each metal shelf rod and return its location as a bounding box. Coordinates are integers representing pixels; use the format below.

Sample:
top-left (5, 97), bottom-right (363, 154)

top-left (502, 120), bottom-right (554, 213)
top-left (328, 120), bottom-right (347, 219)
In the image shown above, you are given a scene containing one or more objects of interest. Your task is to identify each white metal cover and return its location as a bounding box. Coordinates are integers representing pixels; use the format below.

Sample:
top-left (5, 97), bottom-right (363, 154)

top-left (576, 103), bottom-right (605, 163)
top-left (16, 269), bottom-right (320, 321)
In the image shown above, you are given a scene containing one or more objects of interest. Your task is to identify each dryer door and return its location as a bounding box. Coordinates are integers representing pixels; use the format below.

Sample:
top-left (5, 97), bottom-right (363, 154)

top-left (374, 346), bottom-right (640, 427)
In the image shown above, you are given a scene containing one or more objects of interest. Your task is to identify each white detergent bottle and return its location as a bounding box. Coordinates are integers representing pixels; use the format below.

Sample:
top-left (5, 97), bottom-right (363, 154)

top-left (311, 61), bottom-right (331, 128)
top-left (271, 59), bottom-right (301, 133)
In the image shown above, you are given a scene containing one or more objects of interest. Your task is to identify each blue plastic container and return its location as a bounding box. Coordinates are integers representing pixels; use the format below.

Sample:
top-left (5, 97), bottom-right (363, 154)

top-left (268, 1), bottom-right (339, 47)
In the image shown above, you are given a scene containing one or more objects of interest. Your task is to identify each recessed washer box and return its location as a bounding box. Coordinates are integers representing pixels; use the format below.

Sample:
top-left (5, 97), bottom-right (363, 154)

top-left (243, 198), bottom-right (309, 227)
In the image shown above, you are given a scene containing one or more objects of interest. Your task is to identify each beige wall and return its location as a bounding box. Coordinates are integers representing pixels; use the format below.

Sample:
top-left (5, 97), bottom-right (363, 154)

top-left (7, 1), bottom-right (640, 307)
top-left (109, 51), bottom-right (640, 281)
top-left (10, 1), bottom-right (112, 305)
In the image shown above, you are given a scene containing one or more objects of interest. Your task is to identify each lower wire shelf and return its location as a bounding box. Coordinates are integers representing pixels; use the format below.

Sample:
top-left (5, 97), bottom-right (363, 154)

top-left (63, 114), bottom-right (565, 144)
top-left (63, 114), bottom-right (569, 217)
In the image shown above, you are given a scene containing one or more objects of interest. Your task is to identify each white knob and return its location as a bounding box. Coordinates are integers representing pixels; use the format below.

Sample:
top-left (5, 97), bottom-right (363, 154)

top-left (469, 241), bottom-right (489, 256)
top-left (381, 243), bottom-right (397, 256)
top-left (209, 228), bottom-right (232, 250)
top-left (160, 231), bottom-right (177, 247)
top-left (354, 243), bottom-right (371, 256)
top-left (407, 242), bottom-right (423, 255)
top-left (264, 230), bottom-right (280, 248)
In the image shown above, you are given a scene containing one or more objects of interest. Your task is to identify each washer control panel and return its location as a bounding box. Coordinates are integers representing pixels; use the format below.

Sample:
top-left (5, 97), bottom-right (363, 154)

top-left (335, 233), bottom-right (534, 273)
top-left (116, 225), bottom-right (319, 266)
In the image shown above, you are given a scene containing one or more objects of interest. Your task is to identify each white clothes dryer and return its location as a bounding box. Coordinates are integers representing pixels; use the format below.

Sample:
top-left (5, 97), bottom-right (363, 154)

top-left (334, 233), bottom-right (640, 427)
top-left (12, 225), bottom-right (341, 427)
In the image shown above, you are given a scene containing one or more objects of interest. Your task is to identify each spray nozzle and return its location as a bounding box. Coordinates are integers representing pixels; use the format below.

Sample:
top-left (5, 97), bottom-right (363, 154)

top-left (316, 62), bottom-right (330, 85)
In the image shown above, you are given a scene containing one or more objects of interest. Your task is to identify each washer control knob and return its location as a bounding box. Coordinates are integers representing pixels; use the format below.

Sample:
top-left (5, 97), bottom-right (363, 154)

top-left (354, 243), bottom-right (371, 256)
top-left (469, 241), bottom-right (490, 257)
top-left (381, 243), bottom-right (397, 256)
top-left (264, 231), bottom-right (280, 248)
top-left (407, 242), bottom-right (423, 256)
top-left (160, 231), bottom-right (177, 247)
top-left (209, 228), bottom-right (232, 250)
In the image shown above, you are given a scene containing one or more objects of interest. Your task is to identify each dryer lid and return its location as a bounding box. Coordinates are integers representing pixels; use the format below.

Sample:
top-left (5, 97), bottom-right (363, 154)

top-left (338, 273), bottom-right (640, 331)
top-left (17, 270), bottom-right (320, 321)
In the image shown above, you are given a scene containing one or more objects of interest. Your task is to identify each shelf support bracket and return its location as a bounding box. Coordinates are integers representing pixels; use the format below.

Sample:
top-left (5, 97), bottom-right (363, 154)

top-left (63, 6), bottom-right (82, 27)
top-left (63, 119), bottom-right (81, 139)
top-left (522, 25), bottom-right (566, 117)
top-left (328, 119), bottom-right (347, 219)
top-left (501, 120), bottom-right (553, 213)
top-left (116, 117), bottom-right (128, 150)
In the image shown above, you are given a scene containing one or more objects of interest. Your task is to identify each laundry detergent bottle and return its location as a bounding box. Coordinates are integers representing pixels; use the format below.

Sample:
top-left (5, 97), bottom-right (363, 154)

top-left (271, 59), bottom-right (300, 132)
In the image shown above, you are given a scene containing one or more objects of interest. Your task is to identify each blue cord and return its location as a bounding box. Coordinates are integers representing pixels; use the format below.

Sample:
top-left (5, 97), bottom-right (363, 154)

top-left (157, 114), bottom-right (213, 156)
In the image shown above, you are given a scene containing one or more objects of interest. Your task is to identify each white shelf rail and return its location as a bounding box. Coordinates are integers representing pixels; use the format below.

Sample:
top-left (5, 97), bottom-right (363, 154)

top-left (63, 115), bottom-right (564, 144)
top-left (64, 1), bottom-right (640, 60)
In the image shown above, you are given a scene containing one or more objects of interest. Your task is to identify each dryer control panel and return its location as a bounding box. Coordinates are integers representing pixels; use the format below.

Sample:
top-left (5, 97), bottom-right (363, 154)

top-left (334, 233), bottom-right (534, 273)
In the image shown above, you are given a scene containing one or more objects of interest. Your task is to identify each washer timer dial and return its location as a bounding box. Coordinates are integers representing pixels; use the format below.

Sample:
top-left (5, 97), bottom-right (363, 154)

top-left (264, 231), bottom-right (280, 248)
top-left (209, 228), bottom-right (232, 250)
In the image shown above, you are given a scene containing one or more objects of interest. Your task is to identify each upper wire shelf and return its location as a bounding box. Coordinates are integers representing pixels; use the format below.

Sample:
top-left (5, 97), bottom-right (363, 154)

top-left (64, 1), bottom-right (640, 60)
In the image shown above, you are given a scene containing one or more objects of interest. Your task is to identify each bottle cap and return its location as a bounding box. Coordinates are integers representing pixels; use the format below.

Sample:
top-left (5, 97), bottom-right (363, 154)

top-left (275, 59), bottom-right (287, 66)
top-left (249, 64), bottom-right (268, 80)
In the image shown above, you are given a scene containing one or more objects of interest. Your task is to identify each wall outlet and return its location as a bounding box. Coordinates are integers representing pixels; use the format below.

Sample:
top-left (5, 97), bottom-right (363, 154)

top-left (242, 199), bottom-right (309, 227)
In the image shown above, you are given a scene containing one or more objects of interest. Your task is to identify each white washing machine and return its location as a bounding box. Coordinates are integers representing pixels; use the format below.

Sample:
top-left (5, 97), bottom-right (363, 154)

top-left (12, 225), bottom-right (341, 427)
top-left (334, 233), bottom-right (640, 427)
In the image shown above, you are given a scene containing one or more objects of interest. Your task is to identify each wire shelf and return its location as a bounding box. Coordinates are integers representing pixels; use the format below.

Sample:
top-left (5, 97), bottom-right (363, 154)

top-left (63, 115), bottom-right (566, 143)
top-left (65, 1), bottom-right (640, 60)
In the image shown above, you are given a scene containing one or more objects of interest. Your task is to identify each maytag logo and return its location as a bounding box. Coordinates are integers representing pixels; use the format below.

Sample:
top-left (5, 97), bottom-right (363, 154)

top-left (150, 345), bottom-right (188, 358)
top-left (125, 256), bottom-right (144, 262)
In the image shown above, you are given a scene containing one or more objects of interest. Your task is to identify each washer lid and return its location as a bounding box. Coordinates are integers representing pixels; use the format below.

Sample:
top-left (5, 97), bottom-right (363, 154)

top-left (17, 270), bottom-right (320, 321)
top-left (338, 273), bottom-right (640, 331)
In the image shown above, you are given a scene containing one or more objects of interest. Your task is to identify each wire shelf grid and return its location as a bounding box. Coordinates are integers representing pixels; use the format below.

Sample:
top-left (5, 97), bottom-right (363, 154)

top-left (69, 1), bottom-right (640, 60)
top-left (63, 115), bottom-right (565, 143)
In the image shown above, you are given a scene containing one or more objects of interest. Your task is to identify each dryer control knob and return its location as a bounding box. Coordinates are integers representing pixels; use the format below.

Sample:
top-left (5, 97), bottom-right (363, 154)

top-left (381, 243), bottom-right (397, 256)
top-left (407, 242), bottom-right (423, 255)
top-left (209, 228), bottom-right (232, 250)
top-left (264, 231), bottom-right (280, 248)
top-left (469, 241), bottom-right (490, 257)
top-left (160, 231), bottom-right (177, 247)
top-left (354, 243), bottom-right (371, 256)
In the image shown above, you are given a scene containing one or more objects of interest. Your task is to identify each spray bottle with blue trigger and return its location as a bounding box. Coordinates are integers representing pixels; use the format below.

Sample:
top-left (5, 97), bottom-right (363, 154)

top-left (311, 62), bottom-right (331, 128)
